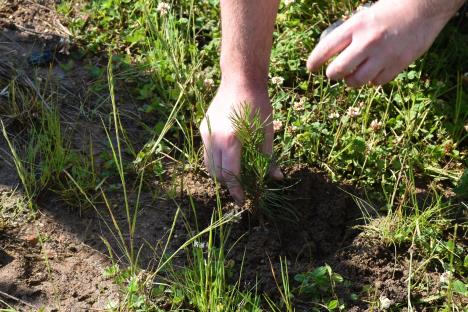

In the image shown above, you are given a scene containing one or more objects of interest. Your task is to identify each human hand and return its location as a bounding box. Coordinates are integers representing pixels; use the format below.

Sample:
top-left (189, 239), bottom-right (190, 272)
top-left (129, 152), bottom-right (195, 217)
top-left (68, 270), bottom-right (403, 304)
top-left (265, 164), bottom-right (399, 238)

top-left (307, 0), bottom-right (456, 87)
top-left (200, 83), bottom-right (283, 204)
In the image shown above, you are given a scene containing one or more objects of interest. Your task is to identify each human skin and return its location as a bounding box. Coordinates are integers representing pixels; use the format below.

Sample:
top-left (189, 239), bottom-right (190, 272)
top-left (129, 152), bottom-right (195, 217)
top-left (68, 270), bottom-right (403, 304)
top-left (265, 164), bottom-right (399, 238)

top-left (200, 0), bottom-right (282, 204)
top-left (307, 0), bottom-right (466, 86)
top-left (200, 0), bottom-right (465, 204)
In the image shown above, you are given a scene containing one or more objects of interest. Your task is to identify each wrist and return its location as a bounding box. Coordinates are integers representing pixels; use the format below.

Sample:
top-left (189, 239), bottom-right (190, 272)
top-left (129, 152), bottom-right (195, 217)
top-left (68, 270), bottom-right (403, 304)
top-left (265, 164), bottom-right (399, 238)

top-left (220, 60), bottom-right (269, 89)
top-left (419, 0), bottom-right (465, 21)
top-left (219, 72), bottom-right (269, 91)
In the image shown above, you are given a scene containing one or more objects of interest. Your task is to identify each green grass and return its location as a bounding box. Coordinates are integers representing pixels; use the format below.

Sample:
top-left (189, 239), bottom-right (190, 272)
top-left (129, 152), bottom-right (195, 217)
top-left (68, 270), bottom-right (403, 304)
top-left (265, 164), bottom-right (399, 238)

top-left (0, 0), bottom-right (466, 311)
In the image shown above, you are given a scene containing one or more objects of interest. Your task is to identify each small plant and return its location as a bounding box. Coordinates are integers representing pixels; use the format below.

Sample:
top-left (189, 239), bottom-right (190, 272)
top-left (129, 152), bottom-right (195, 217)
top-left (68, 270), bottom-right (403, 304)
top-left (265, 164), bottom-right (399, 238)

top-left (294, 264), bottom-right (345, 311)
top-left (230, 103), bottom-right (297, 222)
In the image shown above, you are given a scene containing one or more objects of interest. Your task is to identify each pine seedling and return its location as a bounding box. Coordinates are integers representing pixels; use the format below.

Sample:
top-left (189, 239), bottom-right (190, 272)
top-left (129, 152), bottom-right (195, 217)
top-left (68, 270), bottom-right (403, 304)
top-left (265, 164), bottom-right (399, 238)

top-left (230, 103), bottom-right (298, 222)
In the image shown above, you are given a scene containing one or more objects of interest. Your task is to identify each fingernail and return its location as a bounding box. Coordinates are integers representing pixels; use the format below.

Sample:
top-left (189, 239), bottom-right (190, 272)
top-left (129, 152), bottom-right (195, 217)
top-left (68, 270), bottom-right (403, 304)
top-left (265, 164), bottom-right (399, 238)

top-left (232, 190), bottom-right (245, 206)
top-left (271, 167), bottom-right (284, 180)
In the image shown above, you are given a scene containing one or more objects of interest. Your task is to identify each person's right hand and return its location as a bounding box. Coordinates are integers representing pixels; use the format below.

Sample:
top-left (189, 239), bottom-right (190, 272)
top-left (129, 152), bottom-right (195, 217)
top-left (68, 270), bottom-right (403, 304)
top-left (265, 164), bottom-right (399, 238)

top-left (200, 82), bottom-right (283, 204)
top-left (306, 0), bottom-right (462, 87)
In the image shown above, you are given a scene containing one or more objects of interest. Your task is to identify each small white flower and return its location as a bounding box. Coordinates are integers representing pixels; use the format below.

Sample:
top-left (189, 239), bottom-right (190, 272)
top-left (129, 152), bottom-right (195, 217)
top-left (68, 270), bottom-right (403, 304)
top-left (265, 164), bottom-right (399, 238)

top-left (157, 2), bottom-right (171, 16)
top-left (287, 125), bottom-right (298, 133)
top-left (293, 97), bottom-right (306, 111)
top-left (293, 102), bottom-right (304, 111)
top-left (464, 124), bottom-right (468, 133)
top-left (440, 271), bottom-right (452, 285)
top-left (328, 112), bottom-right (340, 119)
top-left (194, 240), bottom-right (207, 249)
top-left (203, 78), bottom-right (215, 89)
top-left (347, 106), bottom-right (361, 118)
top-left (379, 296), bottom-right (393, 310)
top-left (271, 76), bottom-right (284, 86)
top-left (273, 120), bottom-right (283, 132)
top-left (284, 0), bottom-right (295, 5)
top-left (370, 119), bottom-right (382, 132)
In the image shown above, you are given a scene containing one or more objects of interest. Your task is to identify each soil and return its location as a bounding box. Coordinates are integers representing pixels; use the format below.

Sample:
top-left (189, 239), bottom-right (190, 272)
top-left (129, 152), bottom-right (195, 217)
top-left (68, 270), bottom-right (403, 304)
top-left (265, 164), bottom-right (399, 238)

top-left (0, 1), bottom-right (460, 311)
top-left (178, 167), bottom-right (412, 311)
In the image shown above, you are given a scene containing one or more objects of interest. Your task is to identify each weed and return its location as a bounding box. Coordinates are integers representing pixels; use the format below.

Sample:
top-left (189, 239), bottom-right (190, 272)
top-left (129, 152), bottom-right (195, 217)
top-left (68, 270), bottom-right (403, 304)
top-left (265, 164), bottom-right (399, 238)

top-left (295, 264), bottom-right (345, 311)
top-left (266, 257), bottom-right (295, 312)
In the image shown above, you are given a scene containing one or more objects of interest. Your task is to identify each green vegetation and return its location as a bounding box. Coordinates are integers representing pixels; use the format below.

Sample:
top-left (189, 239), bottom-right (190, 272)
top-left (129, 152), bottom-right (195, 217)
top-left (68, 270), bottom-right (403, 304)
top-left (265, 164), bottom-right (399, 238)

top-left (0, 0), bottom-right (466, 311)
top-left (230, 104), bottom-right (297, 221)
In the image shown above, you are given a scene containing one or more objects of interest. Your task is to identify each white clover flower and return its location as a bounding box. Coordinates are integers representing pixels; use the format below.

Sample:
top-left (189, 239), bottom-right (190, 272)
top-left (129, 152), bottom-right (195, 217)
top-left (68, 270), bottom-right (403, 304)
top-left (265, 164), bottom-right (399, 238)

top-left (271, 76), bottom-right (284, 86)
top-left (440, 271), bottom-right (452, 285)
top-left (273, 120), bottom-right (283, 132)
top-left (203, 78), bottom-right (215, 89)
top-left (194, 240), bottom-right (207, 249)
top-left (157, 2), bottom-right (171, 16)
top-left (287, 125), bottom-right (298, 133)
top-left (347, 106), bottom-right (361, 118)
top-left (284, 0), bottom-right (295, 5)
top-left (293, 97), bottom-right (306, 111)
top-left (328, 112), bottom-right (340, 119)
top-left (379, 296), bottom-right (393, 310)
top-left (370, 119), bottom-right (382, 132)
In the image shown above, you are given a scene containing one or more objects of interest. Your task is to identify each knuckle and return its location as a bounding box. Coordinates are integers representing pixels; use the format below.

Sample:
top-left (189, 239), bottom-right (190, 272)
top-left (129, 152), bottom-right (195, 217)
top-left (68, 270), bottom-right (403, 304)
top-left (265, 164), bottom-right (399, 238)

top-left (328, 63), bottom-right (346, 79)
top-left (366, 28), bottom-right (385, 46)
top-left (220, 132), bottom-right (240, 148)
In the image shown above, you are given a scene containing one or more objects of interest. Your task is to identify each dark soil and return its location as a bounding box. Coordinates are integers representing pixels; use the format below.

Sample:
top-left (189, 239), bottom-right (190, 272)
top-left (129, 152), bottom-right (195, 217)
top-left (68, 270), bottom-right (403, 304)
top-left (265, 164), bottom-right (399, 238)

top-left (177, 167), bottom-right (412, 311)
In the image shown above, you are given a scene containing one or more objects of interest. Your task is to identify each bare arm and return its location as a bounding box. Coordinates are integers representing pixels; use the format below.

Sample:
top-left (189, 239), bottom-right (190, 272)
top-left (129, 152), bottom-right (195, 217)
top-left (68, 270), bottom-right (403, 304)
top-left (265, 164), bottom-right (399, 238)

top-left (200, 0), bottom-right (281, 204)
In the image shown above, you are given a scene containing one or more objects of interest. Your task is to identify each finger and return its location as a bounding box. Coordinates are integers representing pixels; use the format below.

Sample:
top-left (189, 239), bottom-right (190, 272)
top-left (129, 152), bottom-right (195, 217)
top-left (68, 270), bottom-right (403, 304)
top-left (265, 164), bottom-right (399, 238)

top-left (326, 40), bottom-right (369, 81)
top-left (345, 57), bottom-right (383, 88)
top-left (269, 165), bottom-right (284, 181)
top-left (221, 139), bottom-right (244, 204)
top-left (307, 22), bottom-right (353, 73)
top-left (204, 143), bottom-right (222, 182)
top-left (371, 68), bottom-right (400, 86)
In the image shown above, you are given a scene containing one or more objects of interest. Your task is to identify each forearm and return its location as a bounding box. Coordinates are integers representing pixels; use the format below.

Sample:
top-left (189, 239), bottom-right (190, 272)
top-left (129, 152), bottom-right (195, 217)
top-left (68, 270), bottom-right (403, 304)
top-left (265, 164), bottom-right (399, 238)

top-left (219, 0), bottom-right (280, 88)
top-left (419, 0), bottom-right (466, 20)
